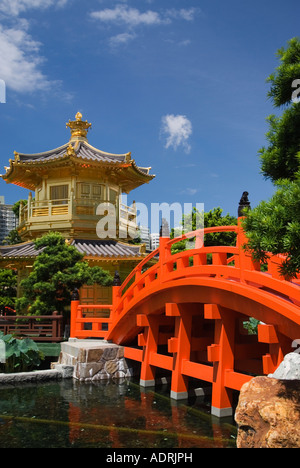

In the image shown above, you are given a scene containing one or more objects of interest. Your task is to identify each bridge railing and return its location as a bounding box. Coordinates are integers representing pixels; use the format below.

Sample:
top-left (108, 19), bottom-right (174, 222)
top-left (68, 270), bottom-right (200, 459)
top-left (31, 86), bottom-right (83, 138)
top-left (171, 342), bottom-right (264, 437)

top-left (110, 220), bottom-right (300, 320)
top-left (70, 304), bottom-right (113, 340)
top-left (0, 311), bottom-right (64, 342)
top-left (70, 220), bottom-right (300, 339)
top-left (115, 226), bottom-right (238, 298)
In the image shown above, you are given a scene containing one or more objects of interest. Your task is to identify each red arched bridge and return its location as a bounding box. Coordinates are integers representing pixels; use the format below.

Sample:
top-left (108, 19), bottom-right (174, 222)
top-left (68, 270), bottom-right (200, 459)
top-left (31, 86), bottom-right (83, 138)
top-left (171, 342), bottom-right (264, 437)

top-left (70, 219), bottom-right (300, 417)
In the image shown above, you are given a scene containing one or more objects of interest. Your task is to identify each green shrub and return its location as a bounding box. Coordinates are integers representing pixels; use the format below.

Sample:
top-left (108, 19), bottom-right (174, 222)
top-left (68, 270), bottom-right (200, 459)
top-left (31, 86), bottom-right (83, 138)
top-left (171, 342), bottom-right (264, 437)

top-left (0, 332), bottom-right (44, 373)
top-left (243, 318), bottom-right (260, 335)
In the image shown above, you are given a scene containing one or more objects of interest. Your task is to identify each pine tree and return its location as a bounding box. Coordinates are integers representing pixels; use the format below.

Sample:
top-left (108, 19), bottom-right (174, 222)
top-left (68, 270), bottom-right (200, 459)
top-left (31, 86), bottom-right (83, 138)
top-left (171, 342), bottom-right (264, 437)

top-left (0, 269), bottom-right (17, 314)
top-left (260, 37), bottom-right (300, 182)
top-left (243, 38), bottom-right (300, 277)
top-left (16, 232), bottom-right (113, 316)
top-left (171, 207), bottom-right (237, 255)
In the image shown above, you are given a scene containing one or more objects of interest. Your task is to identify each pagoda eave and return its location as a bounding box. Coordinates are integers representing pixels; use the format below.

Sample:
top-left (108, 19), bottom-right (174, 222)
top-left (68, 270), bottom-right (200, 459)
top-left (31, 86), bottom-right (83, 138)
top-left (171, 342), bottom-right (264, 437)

top-left (2, 155), bottom-right (154, 192)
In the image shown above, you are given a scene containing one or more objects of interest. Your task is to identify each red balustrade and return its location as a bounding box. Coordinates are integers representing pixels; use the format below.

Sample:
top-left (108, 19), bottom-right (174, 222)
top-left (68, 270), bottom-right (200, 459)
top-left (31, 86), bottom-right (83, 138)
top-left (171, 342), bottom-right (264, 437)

top-left (70, 218), bottom-right (300, 417)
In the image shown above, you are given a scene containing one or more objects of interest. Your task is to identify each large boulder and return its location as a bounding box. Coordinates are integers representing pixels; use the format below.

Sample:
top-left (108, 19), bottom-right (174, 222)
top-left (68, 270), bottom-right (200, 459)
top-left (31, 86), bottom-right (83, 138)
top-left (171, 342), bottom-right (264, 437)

top-left (268, 352), bottom-right (300, 380)
top-left (235, 375), bottom-right (300, 448)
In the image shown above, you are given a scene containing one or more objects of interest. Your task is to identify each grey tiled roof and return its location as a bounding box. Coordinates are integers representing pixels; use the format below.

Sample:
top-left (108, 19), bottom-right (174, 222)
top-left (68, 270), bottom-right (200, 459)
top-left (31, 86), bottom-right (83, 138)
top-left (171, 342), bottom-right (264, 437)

top-left (0, 242), bottom-right (43, 258)
top-left (16, 141), bottom-right (153, 176)
top-left (18, 141), bottom-right (127, 164)
top-left (0, 239), bottom-right (142, 259)
top-left (72, 239), bottom-right (142, 258)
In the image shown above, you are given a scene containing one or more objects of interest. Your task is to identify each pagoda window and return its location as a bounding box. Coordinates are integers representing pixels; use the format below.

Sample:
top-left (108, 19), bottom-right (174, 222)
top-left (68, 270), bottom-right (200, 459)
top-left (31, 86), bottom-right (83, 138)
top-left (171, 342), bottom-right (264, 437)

top-left (109, 188), bottom-right (118, 205)
top-left (50, 184), bottom-right (69, 205)
top-left (80, 183), bottom-right (90, 198)
top-left (77, 183), bottom-right (106, 200)
top-left (92, 184), bottom-right (105, 199)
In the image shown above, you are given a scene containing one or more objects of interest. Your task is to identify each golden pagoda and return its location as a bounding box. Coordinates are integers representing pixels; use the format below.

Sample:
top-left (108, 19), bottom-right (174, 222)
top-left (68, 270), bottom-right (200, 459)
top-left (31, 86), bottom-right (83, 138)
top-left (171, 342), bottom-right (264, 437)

top-left (0, 112), bottom-right (155, 305)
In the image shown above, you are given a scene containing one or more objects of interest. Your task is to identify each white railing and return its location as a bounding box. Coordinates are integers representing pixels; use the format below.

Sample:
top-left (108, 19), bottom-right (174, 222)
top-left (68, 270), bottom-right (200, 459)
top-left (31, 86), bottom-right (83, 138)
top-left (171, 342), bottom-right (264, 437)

top-left (19, 199), bottom-right (70, 223)
top-left (19, 198), bottom-right (138, 238)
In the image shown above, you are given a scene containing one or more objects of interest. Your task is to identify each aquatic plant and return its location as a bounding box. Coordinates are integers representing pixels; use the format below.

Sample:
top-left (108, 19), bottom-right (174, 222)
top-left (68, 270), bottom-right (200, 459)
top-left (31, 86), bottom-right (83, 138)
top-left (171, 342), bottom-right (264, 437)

top-left (0, 331), bottom-right (44, 373)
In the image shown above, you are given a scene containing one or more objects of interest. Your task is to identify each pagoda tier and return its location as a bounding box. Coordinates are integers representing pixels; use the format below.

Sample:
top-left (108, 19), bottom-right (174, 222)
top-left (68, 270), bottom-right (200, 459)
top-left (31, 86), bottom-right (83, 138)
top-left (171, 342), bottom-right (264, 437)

top-left (0, 238), bottom-right (148, 305)
top-left (0, 238), bottom-right (145, 265)
top-left (2, 138), bottom-right (154, 193)
top-left (1, 113), bottom-right (155, 241)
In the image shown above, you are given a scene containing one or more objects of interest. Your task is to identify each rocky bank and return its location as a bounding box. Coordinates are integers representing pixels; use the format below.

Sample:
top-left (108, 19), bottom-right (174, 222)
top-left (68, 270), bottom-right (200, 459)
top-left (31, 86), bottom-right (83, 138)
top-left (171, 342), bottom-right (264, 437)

top-left (235, 353), bottom-right (300, 448)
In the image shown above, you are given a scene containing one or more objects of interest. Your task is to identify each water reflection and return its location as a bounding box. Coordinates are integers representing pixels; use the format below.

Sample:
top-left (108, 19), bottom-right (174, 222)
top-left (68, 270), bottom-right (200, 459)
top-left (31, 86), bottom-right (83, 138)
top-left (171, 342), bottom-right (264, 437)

top-left (0, 379), bottom-right (237, 448)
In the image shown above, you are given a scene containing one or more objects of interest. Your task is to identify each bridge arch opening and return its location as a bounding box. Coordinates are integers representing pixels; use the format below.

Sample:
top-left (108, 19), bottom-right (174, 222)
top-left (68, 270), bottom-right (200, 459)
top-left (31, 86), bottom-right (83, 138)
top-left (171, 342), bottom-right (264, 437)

top-left (71, 222), bottom-right (300, 417)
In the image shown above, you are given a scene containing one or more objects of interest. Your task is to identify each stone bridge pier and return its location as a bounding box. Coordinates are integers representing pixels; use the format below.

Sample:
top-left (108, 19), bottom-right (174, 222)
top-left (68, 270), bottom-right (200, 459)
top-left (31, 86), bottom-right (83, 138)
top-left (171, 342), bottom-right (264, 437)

top-left (58, 339), bottom-right (136, 381)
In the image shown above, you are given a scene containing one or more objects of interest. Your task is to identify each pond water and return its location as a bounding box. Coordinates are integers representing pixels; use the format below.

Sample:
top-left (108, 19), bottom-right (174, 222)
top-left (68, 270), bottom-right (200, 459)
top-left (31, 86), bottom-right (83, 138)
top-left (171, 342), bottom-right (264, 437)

top-left (0, 379), bottom-right (237, 449)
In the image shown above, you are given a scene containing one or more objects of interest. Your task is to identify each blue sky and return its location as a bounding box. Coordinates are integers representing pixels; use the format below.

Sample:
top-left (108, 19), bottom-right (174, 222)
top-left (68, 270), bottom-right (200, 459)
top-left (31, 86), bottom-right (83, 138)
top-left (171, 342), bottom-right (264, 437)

top-left (0, 0), bottom-right (299, 229)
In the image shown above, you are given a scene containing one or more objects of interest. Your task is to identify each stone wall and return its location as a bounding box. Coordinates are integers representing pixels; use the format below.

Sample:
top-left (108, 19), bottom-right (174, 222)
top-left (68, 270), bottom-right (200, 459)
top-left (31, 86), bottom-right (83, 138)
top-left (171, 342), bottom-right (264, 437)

top-left (58, 340), bottom-right (136, 382)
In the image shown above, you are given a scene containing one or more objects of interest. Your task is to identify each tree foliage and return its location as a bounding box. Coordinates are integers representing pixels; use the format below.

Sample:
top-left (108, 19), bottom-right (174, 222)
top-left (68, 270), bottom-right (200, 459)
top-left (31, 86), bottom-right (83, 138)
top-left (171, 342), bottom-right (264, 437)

top-left (0, 269), bottom-right (17, 313)
top-left (267, 37), bottom-right (300, 107)
top-left (171, 207), bottom-right (237, 254)
top-left (260, 37), bottom-right (300, 182)
top-left (243, 38), bottom-right (300, 277)
top-left (12, 199), bottom-right (27, 218)
top-left (204, 207), bottom-right (237, 246)
top-left (16, 232), bottom-right (113, 316)
top-left (242, 178), bottom-right (300, 278)
top-left (259, 106), bottom-right (300, 182)
top-left (2, 229), bottom-right (23, 246)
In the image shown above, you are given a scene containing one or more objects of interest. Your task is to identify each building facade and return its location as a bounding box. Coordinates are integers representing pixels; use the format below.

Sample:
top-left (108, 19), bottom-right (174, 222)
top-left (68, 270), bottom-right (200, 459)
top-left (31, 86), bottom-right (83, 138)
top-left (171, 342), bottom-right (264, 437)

top-left (150, 233), bottom-right (160, 251)
top-left (0, 112), bottom-right (155, 306)
top-left (139, 225), bottom-right (151, 252)
top-left (0, 197), bottom-right (18, 243)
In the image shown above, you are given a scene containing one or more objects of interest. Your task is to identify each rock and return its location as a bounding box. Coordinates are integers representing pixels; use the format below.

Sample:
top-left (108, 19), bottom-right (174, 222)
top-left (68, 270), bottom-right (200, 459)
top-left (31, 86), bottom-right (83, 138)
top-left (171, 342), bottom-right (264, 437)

top-left (235, 376), bottom-right (300, 448)
top-left (268, 352), bottom-right (300, 380)
top-left (59, 340), bottom-right (134, 381)
top-left (0, 369), bottom-right (62, 384)
top-left (52, 364), bottom-right (74, 378)
top-left (105, 360), bottom-right (119, 375)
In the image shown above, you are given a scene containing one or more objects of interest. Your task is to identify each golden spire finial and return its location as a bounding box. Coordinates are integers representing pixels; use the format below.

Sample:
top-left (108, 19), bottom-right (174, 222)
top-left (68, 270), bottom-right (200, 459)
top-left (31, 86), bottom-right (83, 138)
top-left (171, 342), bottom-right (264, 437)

top-left (66, 112), bottom-right (92, 140)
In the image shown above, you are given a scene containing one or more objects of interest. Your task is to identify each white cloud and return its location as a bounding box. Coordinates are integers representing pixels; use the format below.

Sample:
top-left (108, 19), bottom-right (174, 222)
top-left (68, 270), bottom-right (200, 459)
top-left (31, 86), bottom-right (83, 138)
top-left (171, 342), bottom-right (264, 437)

top-left (90, 5), bottom-right (200, 27)
top-left (90, 4), bottom-right (201, 46)
top-left (184, 188), bottom-right (198, 196)
top-left (161, 114), bottom-right (193, 153)
top-left (90, 5), bottom-right (165, 27)
top-left (0, 0), bottom-right (68, 16)
top-left (179, 39), bottom-right (192, 47)
top-left (109, 32), bottom-right (136, 47)
top-left (0, 23), bottom-right (53, 93)
top-left (0, 1), bottom-right (70, 96)
top-left (166, 8), bottom-right (200, 22)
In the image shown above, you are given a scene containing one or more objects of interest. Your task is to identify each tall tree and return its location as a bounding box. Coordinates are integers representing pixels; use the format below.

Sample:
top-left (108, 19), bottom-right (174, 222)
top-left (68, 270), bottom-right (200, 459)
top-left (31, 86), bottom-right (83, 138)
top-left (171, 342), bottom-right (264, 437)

top-left (0, 269), bottom-right (17, 314)
top-left (12, 199), bottom-right (27, 219)
top-left (204, 207), bottom-right (237, 247)
top-left (16, 232), bottom-right (113, 316)
top-left (259, 37), bottom-right (300, 182)
top-left (243, 38), bottom-right (300, 278)
top-left (243, 178), bottom-right (300, 278)
top-left (171, 207), bottom-right (237, 254)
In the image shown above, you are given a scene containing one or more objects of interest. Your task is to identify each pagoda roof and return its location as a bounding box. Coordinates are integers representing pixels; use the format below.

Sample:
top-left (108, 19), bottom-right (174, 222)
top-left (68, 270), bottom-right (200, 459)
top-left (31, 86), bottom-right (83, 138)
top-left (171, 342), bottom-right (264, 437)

top-left (0, 239), bottom-right (145, 261)
top-left (1, 112), bottom-right (155, 191)
top-left (11, 140), bottom-right (149, 168)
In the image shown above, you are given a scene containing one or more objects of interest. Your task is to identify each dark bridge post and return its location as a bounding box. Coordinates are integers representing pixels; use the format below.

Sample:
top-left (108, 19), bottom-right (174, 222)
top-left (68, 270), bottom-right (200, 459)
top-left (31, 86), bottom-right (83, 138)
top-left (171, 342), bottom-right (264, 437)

top-left (112, 271), bottom-right (122, 314)
top-left (238, 192), bottom-right (251, 218)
